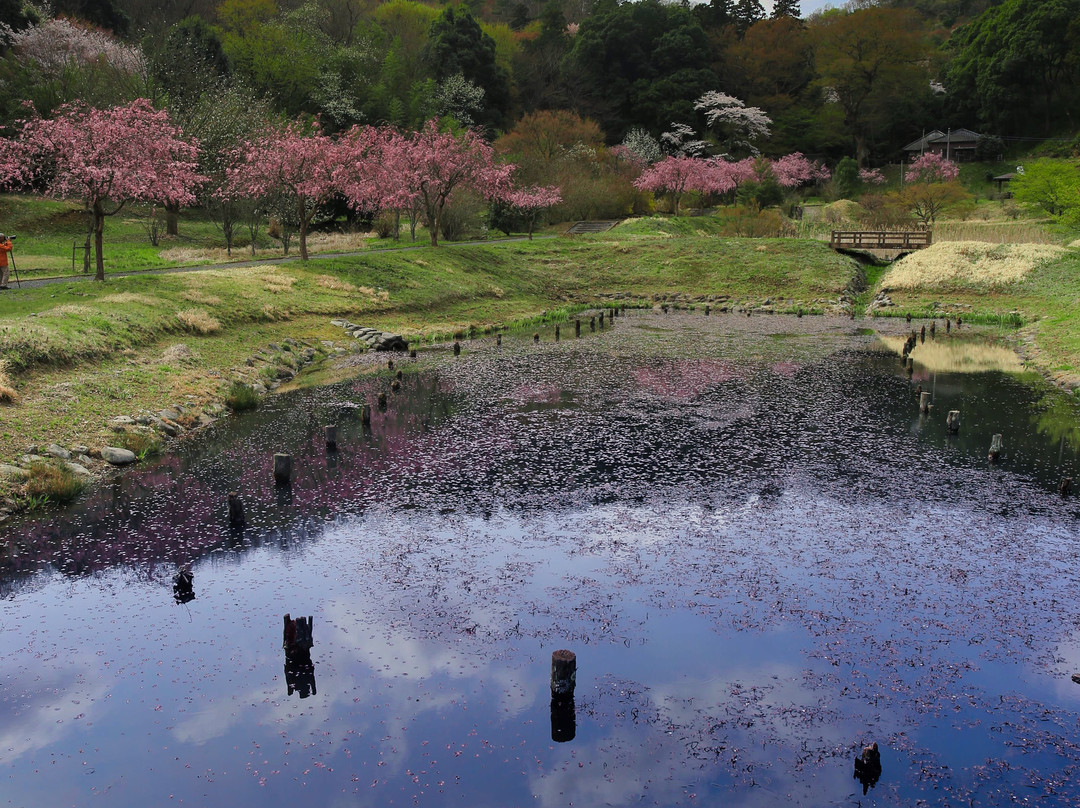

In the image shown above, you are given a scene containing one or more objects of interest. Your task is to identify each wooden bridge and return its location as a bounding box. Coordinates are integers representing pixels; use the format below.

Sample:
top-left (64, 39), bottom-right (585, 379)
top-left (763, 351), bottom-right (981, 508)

top-left (829, 229), bottom-right (933, 251)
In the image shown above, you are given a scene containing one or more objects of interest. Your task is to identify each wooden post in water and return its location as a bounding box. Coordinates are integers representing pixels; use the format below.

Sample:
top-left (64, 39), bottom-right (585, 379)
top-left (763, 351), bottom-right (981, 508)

top-left (589, 317), bottom-right (596, 331)
top-left (555, 324), bottom-right (560, 341)
top-left (360, 403), bottom-right (371, 425)
top-left (496, 334), bottom-right (502, 347)
top-left (410, 349), bottom-right (417, 359)
top-left (324, 425), bottom-right (337, 450)
top-left (377, 391), bottom-right (387, 409)
top-left (1059, 477), bottom-right (1073, 496)
top-left (533, 332), bottom-right (540, 343)
top-left (551, 649), bottom-right (576, 698)
top-left (575, 319), bottom-right (581, 337)
top-left (705, 305), bottom-right (711, 316)
top-left (227, 491), bottom-right (245, 526)
top-left (946, 410), bottom-right (960, 433)
top-left (989, 434), bottom-right (1003, 462)
top-left (919, 391), bottom-right (931, 413)
top-left (273, 453), bottom-right (292, 484)
top-left (930, 321), bottom-right (936, 338)
top-left (396, 369), bottom-right (403, 380)
top-left (453, 341), bottom-right (461, 356)
top-left (387, 359), bottom-right (394, 370)
top-left (598, 314), bottom-right (604, 329)
top-left (920, 325), bottom-right (926, 342)
top-left (946, 319), bottom-right (951, 333)
top-left (391, 379), bottom-right (401, 392)
top-left (906, 357), bottom-right (914, 374)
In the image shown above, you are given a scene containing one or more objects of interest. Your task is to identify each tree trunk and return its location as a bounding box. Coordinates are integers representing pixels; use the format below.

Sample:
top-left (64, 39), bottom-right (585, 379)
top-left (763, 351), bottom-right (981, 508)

top-left (165, 201), bottom-right (180, 236)
top-left (298, 198), bottom-right (309, 261)
top-left (394, 209), bottom-right (400, 241)
top-left (93, 200), bottom-right (106, 282)
top-left (429, 202), bottom-right (440, 247)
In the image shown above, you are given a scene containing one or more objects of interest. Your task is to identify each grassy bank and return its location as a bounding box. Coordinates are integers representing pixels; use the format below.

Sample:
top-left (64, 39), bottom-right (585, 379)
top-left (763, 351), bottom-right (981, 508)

top-left (0, 230), bottom-right (856, 509)
top-left (870, 241), bottom-right (1080, 384)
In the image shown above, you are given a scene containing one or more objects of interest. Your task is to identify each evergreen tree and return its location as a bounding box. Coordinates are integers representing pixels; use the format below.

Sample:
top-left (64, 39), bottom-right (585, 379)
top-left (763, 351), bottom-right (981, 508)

top-left (733, 0), bottom-right (765, 34)
top-left (771, 0), bottom-right (800, 19)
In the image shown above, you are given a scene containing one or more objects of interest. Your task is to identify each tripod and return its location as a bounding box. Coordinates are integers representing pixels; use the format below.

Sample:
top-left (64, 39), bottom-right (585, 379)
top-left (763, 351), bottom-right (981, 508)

top-left (7, 246), bottom-right (19, 289)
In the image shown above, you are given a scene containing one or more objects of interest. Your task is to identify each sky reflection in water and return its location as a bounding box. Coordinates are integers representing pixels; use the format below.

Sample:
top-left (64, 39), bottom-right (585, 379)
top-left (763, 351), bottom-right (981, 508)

top-left (3, 312), bottom-right (1080, 807)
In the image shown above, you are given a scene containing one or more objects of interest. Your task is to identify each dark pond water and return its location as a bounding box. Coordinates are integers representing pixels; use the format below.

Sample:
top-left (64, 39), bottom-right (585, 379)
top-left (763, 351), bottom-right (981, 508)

top-left (3, 312), bottom-right (1080, 808)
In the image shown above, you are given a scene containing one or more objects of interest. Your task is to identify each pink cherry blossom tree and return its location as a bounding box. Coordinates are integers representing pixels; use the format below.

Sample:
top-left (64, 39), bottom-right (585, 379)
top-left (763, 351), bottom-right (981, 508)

top-left (634, 156), bottom-right (705, 216)
top-left (399, 120), bottom-right (514, 247)
top-left (505, 185), bottom-right (562, 239)
top-left (772, 152), bottom-right (831, 189)
top-left (904, 153), bottom-right (960, 184)
top-left (227, 119), bottom-right (340, 260)
top-left (0, 99), bottom-right (202, 281)
top-left (859, 167), bottom-right (886, 185)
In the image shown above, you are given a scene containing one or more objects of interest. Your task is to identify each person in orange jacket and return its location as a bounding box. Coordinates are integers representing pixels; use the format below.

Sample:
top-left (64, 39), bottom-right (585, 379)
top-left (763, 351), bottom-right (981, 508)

top-left (0, 234), bottom-right (11, 289)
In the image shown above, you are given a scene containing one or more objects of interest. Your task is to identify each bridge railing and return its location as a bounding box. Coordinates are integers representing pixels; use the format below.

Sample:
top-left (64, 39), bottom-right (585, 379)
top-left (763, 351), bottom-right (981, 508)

top-left (829, 229), bottom-right (933, 250)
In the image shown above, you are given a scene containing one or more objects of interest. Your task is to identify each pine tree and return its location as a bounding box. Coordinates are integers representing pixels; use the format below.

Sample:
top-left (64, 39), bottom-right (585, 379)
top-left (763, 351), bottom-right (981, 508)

top-left (733, 0), bottom-right (765, 35)
top-left (771, 0), bottom-right (801, 19)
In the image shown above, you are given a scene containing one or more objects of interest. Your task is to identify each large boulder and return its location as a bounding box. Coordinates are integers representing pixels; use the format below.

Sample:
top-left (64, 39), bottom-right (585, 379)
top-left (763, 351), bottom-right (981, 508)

top-left (101, 446), bottom-right (137, 465)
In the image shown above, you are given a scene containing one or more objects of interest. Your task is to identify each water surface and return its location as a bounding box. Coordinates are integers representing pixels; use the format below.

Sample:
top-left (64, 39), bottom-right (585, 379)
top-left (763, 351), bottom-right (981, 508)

top-left (3, 312), bottom-right (1080, 807)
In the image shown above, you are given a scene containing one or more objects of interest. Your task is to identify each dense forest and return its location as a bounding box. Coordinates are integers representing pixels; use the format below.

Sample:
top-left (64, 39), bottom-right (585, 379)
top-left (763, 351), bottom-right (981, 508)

top-left (0, 0), bottom-right (1076, 206)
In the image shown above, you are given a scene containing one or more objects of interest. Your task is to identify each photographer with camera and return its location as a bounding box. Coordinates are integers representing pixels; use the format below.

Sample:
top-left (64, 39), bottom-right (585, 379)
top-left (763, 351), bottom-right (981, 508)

top-left (0, 234), bottom-right (13, 289)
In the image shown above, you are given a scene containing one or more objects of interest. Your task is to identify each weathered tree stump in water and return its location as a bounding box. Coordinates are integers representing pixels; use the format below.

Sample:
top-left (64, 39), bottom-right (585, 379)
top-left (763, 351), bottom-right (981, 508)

top-left (906, 313), bottom-right (912, 323)
top-left (930, 321), bottom-right (936, 338)
top-left (705, 305), bottom-right (711, 316)
top-left (377, 392), bottom-right (387, 409)
top-left (391, 379), bottom-right (400, 392)
top-left (453, 341), bottom-right (461, 356)
top-left (396, 369), bottom-right (403, 380)
top-left (173, 566), bottom-right (194, 603)
top-left (575, 319), bottom-right (581, 337)
top-left (989, 434), bottom-right (1003, 462)
top-left (324, 425), bottom-right (337, 450)
top-left (387, 359), bottom-right (394, 371)
top-left (496, 334), bottom-right (502, 347)
top-left (555, 324), bottom-right (560, 341)
top-left (1059, 477), bottom-right (1073, 496)
top-left (906, 357), bottom-right (914, 374)
top-left (946, 410), bottom-right (960, 433)
top-left (283, 613), bottom-right (316, 698)
top-left (853, 742), bottom-right (882, 795)
top-left (589, 317), bottom-right (596, 331)
top-left (919, 391), bottom-right (931, 413)
top-left (273, 453), bottom-right (292, 485)
top-left (360, 403), bottom-right (371, 425)
top-left (410, 349), bottom-right (417, 359)
top-left (227, 491), bottom-right (245, 526)
top-left (533, 332), bottom-right (539, 343)
top-left (946, 319), bottom-right (951, 333)
top-left (551, 649), bottom-right (576, 698)
top-left (920, 325), bottom-right (926, 342)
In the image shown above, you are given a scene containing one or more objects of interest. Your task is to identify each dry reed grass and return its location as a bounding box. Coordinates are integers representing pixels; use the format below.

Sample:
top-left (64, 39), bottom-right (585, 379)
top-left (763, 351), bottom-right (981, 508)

top-left (934, 220), bottom-right (1061, 245)
top-left (39, 304), bottom-right (93, 317)
top-left (182, 290), bottom-right (223, 306)
top-left (879, 335), bottom-right (1023, 373)
top-left (161, 343), bottom-right (194, 363)
top-left (159, 231), bottom-right (374, 265)
top-left (263, 271), bottom-right (295, 293)
top-left (315, 274), bottom-right (357, 292)
top-left (0, 357), bottom-right (16, 403)
top-left (885, 241), bottom-right (1067, 290)
top-left (100, 293), bottom-right (161, 307)
top-left (176, 308), bottom-right (222, 334)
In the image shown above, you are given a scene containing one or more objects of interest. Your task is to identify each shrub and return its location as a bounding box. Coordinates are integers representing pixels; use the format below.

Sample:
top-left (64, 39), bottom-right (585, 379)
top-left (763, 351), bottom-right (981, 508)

top-left (26, 463), bottom-right (87, 504)
top-left (373, 211), bottom-right (398, 239)
top-left (177, 308), bottom-right (222, 334)
top-left (226, 381), bottom-right (259, 411)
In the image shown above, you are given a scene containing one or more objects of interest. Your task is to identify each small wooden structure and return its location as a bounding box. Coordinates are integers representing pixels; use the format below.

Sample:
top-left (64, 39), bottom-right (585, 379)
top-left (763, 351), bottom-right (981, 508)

top-left (830, 230), bottom-right (933, 251)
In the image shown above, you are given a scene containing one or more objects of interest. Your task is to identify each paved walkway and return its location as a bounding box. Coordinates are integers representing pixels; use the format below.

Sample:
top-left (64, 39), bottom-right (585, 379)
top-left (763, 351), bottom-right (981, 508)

top-left (4, 235), bottom-right (555, 291)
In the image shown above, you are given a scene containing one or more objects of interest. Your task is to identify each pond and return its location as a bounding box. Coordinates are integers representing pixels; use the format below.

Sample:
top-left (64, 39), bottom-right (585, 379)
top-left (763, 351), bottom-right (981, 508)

top-left (3, 311), bottom-right (1080, 807)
